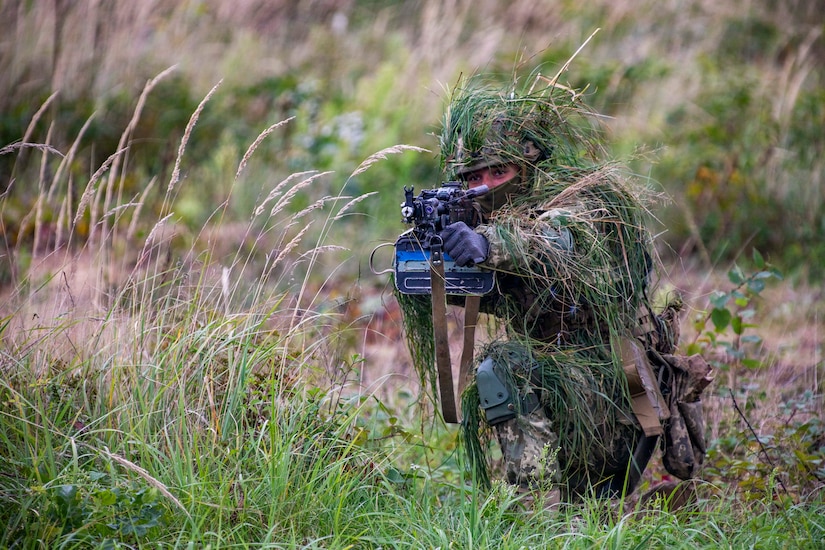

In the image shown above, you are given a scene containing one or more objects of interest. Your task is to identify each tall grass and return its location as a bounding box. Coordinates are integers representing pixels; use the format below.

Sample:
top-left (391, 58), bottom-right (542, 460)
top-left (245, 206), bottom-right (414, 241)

top-left (0, 71), bottom-right (822, 550)
top-left (0, 70), bottom-right (399, 545)
top-left (1, 1), bottom-right (824, 547)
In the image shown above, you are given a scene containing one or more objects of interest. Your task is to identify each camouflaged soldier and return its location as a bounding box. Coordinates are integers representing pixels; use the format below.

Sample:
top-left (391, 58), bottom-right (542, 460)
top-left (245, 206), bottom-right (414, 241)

top-left (431, 78), bottom-right (713, 499)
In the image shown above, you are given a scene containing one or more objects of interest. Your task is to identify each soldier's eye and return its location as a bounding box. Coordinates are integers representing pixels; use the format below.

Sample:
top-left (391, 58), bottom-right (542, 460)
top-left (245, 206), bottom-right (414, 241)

top-left (493, 165), bottom-right (513, 178)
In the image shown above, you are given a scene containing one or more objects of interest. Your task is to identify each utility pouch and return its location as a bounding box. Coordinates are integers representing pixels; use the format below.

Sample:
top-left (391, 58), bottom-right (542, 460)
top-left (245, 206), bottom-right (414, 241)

top-left (618, 337), bottom-right (670, 437)
top-left (655, 353), bottom-right (714, 479)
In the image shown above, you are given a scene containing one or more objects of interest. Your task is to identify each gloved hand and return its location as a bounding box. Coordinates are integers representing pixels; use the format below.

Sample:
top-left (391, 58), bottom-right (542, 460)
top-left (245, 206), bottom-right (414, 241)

top-left (440, 222), bottom-right (488, 267)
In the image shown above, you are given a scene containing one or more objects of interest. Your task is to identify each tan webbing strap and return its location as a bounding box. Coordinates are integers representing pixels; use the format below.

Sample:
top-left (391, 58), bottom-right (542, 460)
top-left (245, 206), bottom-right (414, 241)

top-left (430, 242), bottom-right (458, 424)
top-left (458, 295), bottom-right (481, 399)
top-left (618, 337), bottom-right (670, 436)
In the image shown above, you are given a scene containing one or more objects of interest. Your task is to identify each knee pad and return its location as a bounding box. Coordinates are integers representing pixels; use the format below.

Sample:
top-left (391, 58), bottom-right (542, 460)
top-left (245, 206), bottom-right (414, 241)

top-left (476, 356), bottom-right (542, 425)
top-left (476, 357), bottom-right (516, 425)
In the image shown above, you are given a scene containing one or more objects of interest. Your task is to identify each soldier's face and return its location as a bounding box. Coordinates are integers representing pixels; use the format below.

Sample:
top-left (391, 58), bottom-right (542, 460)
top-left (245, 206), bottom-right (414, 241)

top-left (463, 164), bottom-right (519, 191)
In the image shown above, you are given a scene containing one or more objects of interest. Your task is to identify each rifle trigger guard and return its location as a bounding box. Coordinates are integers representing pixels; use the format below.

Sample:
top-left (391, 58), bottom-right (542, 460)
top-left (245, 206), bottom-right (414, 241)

top-left (369, 242), bottom-right (395, 275)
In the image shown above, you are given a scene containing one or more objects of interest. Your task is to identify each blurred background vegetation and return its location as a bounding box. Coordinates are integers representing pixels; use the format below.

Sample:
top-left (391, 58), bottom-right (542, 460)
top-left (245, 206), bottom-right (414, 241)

top-left (2, 0), bottom-right (824, 282)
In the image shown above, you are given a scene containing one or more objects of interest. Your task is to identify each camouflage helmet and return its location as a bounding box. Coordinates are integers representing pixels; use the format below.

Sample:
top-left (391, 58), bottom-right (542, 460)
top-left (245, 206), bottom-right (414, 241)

top-left (448, 119), bottom-right (545, 176)
top-left (439, 78), bottom-right (600, 179)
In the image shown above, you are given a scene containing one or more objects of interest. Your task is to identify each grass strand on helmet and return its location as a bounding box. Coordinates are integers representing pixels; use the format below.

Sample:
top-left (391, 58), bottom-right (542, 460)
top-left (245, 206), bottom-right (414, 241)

top-left (440, 78), bottom-right (607, 180)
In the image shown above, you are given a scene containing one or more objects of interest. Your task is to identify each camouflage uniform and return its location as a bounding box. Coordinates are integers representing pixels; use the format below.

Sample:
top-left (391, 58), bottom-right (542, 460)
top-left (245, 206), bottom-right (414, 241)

top-left (436, 80), bottom-right (712, 498)
top-left (471, 210), bottom-right (654, 497)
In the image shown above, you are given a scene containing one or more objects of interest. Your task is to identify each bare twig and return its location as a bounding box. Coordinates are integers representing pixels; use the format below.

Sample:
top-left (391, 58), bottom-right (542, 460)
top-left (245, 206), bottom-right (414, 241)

top-left (729, 388), bottom-right (794, 501)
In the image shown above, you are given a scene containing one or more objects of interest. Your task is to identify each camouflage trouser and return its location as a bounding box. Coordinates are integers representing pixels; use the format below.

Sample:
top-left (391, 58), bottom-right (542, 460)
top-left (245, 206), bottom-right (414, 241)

top-left (491, 397), bottom-right (643, 497)
top-left (489, 380), bottom-right (640, 494)
top-left (494, 407), bottom-right (560, 490)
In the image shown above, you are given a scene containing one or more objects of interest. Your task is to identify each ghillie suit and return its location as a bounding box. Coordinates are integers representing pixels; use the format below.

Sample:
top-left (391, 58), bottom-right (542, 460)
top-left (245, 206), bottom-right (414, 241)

top-left (396, 76), bottom-right (712, 499)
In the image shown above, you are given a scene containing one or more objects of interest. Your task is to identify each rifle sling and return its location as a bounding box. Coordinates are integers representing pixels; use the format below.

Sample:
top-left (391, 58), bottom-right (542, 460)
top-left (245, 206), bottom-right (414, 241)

top-left (458, 295), bottom-right (481, 398)
top-left (430, 244), bottom-right (458, 424)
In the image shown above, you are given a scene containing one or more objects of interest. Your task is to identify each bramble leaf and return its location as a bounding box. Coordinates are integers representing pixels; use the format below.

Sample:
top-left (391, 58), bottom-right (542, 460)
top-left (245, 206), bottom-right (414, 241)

top-left (752, 248), bottom-right (765, 269)
top-left (729, 265), bottom-right (745, 285)
top-left (711, 307), bottom-right (732, 331)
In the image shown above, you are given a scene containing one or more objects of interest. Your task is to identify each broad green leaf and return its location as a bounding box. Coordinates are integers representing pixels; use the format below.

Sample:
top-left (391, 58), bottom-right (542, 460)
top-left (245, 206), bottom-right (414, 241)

top-left (96, 489), bottom-right (117, 506)
top-left (711, 307), bottom-right (731, 331)
top-left (742, 358), bottom-right (762, 369)
top-left (709, 291), bottom-right (729, 309)
top-left (731, 316), bottom-right (743, 335)
top-left (89, 471), bottom-right (107, 482)
top-left (747, 278), bottom-right (765, 293)
top-left (728, 265), bottom-right (745, 285)
top-left (56, 484), bottom-right (78, 505)
top-left (752, 248), bottom-right (765, 269)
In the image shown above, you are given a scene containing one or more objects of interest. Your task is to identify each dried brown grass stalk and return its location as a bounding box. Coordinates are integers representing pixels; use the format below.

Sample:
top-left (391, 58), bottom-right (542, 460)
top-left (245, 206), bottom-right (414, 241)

top-left (0, 142), bottom-right (64, 157)
top-left (96, 65), bottom-right (176, 241)
top-left (50, 113), bottom-right (96, 202)
top-left (545, 28), bottom-right (601, 88)
top-left (73, 148), bottom-right (128, 227)
top-left (168, 80), bottom-right (223, 195)
top-left (21, 91), bottom-right (59, 145)
top-left (293, 196), bottom-right (340, 220)
top-left (540, 170), bottom-right (611, 212)
top-left (102, 202), bottom-right (141, 222)
top-left (271, 222), bottom-right (314, 268)
top-left (297, 245), bottom-right (346, 260)
top-left (32, 123), bottom-right (55, 254)
top-left (142, 212), bottom-right (175, 249)
top-left (90, 443), bottom-right (191, 519)
top-left (332, 191), bottom-right (378, 220)
top-left (254, 170), bottom-right (317, 218)
top-left (127, 176), bottom-right (157, 241)
top-left (350, 145), bottom-right (430, 178)
top-left (235, 116), bottom-right (295, 181)
top-left (135, 212), bottom-right (175, 267)
top-left (268, 171), bottom-right (333, 219)
top-left (54, 195), bottom-right (69, 251)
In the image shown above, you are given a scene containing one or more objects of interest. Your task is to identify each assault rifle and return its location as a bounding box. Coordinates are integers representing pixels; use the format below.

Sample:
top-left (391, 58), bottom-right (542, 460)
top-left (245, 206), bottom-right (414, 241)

top-left (369, 181), bottom-right (494, 423)
top-left (393, 181), bottom-right (495, 296)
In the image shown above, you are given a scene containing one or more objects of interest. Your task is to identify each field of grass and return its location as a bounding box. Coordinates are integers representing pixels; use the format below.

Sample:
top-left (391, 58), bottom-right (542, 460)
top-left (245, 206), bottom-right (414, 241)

top-left (1, 0), bottom-right (823, 547)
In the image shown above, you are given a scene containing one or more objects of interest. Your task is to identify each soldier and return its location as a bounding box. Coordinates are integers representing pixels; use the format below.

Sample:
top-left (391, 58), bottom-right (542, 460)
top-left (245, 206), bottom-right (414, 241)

top-left (414, 76), bottom-right (712, 500)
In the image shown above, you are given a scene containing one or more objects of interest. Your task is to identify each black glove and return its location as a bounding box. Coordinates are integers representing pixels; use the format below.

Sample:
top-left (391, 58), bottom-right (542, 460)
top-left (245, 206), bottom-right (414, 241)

top-left (440, 222), bottom-right (488, 267)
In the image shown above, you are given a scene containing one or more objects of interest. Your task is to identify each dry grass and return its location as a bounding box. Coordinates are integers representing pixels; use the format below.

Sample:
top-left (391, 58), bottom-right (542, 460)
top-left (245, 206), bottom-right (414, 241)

top-left (0, 0), bottom-right (784, 131)
top-left (1, 0), bottom-right (822, 523)
top-left (365, 259), bottom-right (822, 392)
